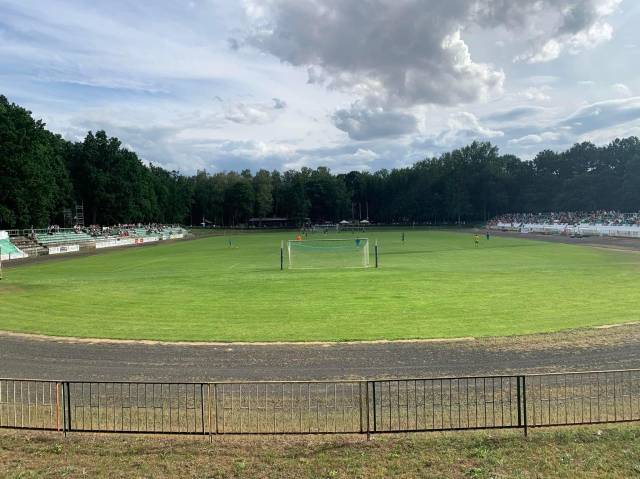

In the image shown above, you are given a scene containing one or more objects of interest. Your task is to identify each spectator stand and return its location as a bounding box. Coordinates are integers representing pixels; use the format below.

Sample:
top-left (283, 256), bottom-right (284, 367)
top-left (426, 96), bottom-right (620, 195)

top-left (489, 211), bottom-right (640, 239)
top-left (0, 230), bottom-right (28, 261)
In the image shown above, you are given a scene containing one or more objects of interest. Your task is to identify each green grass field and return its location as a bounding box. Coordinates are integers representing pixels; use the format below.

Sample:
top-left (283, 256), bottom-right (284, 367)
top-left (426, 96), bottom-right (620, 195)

top-left (4, 426), bottom-right (640, 478)
top-left (0, 230), bottom-right (639, 342)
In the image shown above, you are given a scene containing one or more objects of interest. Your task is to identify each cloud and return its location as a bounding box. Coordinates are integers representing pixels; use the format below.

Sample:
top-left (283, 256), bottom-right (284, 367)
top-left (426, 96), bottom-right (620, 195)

top-left (518, 23), bottom-right (613, 63)
top-left (514, 0), bottom-right (620, 63)
top-left (527, 76), bottom-right (560, 85)
top-left (332, 103), bottom-right (418, 141)
top-left (224, 98), bottom-right (287, 124)
top-left (483, 106), bottom-right (546, 123)
top-left (243, 0), bottom-right (619, 110)
top-left (612, 83), bottom-right (632, 98)
top-left (227, 37), bottom-right (240, 51)
top-left (559, 96), bottom-right (640, 134)
top-left (434, 112), bottom-right (504, 147)
top-left (286, 145), bottom-right (382, 172)
top-left (508, 132), bottom-right (561, 146)
top-left (518, 86), bottom-right (552, 102)
top-left (271, 97), bottom-right (287, 109)
top-left (244, 1), bottom-right (506, 109)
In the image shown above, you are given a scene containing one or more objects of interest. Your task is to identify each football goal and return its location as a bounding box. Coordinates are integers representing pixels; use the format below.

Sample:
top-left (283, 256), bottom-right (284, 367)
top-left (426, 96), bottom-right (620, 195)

top-left (283, 238), bottom-right (373, 269)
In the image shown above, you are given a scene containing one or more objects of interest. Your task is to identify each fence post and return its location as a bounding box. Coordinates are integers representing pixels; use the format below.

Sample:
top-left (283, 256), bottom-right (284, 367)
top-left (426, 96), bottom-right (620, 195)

top-left (358, 382), bottom-right (363, 435)
top-left (371, 381), bottom-right (377, 434)
top-left (55, 382), bottom-right (61, 433)
top-left (200, 384), bottom-right (205, 437)
top-left (62, 382), bottom-right (71, 436)
top-left (207, 384), bottom-right (213, 443)
top-left (214, 383), bottom-right (219, 436)
top-left (516, 376), bottom-right (522, 430)
top-left (365, 381), bottom-right (371, 440)
top-left (522, 376), bottom-right (528, 437)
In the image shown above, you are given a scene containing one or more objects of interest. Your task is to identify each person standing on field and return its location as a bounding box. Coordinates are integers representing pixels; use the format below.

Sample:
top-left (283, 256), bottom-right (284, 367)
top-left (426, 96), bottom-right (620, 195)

top-left (474, 234), bottom-right (480, 248)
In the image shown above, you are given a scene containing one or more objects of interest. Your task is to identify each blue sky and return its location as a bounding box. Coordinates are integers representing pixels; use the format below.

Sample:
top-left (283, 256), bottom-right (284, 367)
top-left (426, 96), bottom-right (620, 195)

top-left (1, 0), bottom-right (639, 173)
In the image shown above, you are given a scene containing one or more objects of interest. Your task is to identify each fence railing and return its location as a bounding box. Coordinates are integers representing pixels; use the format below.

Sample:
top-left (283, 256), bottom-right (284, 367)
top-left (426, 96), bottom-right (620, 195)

top-left (1, 370), bottom-right (639, 437)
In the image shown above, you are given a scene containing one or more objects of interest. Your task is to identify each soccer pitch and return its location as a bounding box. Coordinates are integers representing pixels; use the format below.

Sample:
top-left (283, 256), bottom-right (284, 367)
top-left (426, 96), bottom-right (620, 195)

top-left (0, 230), bottom-right (639, 342)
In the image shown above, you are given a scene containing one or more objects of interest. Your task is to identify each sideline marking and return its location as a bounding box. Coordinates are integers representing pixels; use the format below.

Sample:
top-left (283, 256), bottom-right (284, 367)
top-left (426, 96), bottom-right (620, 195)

top-left (0, 330), bottom-right (475, 347)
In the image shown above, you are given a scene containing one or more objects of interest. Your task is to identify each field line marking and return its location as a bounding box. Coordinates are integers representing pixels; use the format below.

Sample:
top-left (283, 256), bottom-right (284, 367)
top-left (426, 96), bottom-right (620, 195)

top-left (0, 330), bottom-right (476, 347)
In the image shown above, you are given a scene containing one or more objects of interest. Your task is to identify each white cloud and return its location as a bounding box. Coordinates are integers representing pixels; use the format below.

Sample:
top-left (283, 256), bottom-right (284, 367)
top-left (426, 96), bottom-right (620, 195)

top-left (244, 0), bottom-right (620, 112)
top-left (518, 86), bottom-right (552, 102)
top-left (521, 22), bottom-right (613, 63)
top-left (284, 145), bottom-right (382, 172)
top-left (483, 106), bottom-right (546, 123)
top-left (332, 103), bottom-right (418, 140)
top-left (560, 96), bottom-right (640, 134)
top-left (508, 132), bottom-right (561, 145)
top-left (436, 112), bottom-right (504, 147)
top-left (224, 98), bottom-right (287, 124)
top-left (514, 0), bottom-right (621, 63)
top-left (612, 83), bottom-right (632, 97)
top-left (244, 1), bottom-right (508, 110)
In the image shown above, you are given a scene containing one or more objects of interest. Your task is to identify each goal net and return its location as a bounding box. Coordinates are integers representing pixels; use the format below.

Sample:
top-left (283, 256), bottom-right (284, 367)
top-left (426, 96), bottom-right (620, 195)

top-left (287, 238), bottom-right (370, 269)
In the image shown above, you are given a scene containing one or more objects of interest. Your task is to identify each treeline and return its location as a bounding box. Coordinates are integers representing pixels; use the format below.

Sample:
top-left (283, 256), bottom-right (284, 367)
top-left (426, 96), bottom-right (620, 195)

top-left (1, 94), bottom-right (639, 229)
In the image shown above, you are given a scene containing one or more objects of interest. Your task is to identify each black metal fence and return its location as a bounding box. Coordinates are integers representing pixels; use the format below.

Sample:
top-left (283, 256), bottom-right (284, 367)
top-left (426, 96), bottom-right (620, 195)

top-left (1, 370), bottom-right (639, 437)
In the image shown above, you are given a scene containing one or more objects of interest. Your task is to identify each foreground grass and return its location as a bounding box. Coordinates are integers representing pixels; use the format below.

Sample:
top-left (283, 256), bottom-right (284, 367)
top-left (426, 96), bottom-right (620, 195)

top-left (1, 229), bottom-right (639, 341)
top-left (1, 426), bottom-right (639, 478)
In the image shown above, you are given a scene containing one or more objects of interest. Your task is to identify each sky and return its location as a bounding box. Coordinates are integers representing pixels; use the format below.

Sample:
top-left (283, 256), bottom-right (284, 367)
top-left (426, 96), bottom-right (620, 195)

top-left (1, 0), bottom-right (640, 174)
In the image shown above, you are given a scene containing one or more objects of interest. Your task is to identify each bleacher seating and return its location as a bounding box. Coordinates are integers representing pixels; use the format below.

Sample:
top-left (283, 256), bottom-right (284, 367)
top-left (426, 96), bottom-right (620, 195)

top-left (10, 236), bottom-right (45, 257)
top-left (0, 238), bottom-right (22, 256)
top-left (35, 231), bottom-right (94, 246)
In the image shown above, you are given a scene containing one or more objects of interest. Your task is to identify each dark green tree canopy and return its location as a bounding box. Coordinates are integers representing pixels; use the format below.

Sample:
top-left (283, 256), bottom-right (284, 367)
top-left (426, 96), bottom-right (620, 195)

top-left (1, 95), bottom-right (639, 229)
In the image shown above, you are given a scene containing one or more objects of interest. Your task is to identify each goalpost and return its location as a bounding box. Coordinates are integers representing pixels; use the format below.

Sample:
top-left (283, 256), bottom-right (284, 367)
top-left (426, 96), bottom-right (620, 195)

top-left (282, 238), bottom-right (374, 269)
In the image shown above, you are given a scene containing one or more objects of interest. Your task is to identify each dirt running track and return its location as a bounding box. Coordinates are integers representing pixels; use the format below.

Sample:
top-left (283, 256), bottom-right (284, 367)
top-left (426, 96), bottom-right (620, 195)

top-left (1, 325), bottom-right (640, 381)
top-left (2, 232), bottom-right (640, 382)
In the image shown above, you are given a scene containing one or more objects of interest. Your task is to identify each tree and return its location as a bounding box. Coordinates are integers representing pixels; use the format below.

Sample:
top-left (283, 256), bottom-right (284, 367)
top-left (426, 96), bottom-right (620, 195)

top-left (621, 154), bottom-right (640, 211)
top-left (0, 95), bottom-right (72, 228)
top-left (279, 170), bottom-right (310, 224)
top-left (253, 169), bottom-right (273, 217)
top-left (68, 131), bottom-right (158, 224)
top-left (224, 174), bottom-right (254, 225)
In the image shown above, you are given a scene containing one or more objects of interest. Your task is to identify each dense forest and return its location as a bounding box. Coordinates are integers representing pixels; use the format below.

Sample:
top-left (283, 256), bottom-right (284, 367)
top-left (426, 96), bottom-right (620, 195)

top-left (1, 95), bottom-right (639, 229)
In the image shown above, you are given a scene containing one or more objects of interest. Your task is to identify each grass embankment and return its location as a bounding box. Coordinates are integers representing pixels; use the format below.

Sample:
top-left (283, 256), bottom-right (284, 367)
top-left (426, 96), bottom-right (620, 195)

top-left (1, 426), bottom-right (639, 478)
top-left (1, 230), bottom-right (639, 342)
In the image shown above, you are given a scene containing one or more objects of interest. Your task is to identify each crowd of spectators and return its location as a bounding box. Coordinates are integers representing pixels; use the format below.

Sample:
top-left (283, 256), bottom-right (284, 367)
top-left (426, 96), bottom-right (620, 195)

top-left (30, 223), bottom-right (183, 238)
top-left (489, 211), bottom-right (640, 227)
top-left (83, 223), bottom-right (183, 238)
